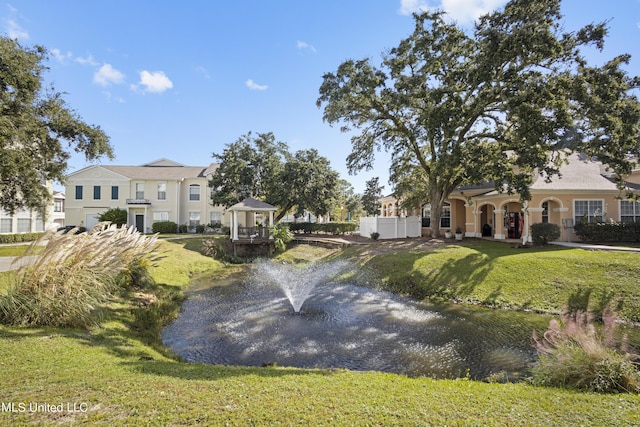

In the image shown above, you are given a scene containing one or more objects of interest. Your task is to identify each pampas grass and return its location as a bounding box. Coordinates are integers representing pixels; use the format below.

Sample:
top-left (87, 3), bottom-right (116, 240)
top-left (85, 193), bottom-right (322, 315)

top-left (0, 223), bottom-right (158, 328)
top-left (532, 306), bottom-right (640, 393)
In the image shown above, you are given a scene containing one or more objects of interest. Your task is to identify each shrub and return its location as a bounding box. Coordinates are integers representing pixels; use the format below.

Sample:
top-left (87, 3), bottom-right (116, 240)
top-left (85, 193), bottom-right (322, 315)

top-left (530, 222), bottom-right (561, 244)
top-left (574, 221), bottom-right (640, 242)
top-left (98, 208), bottom-right (128, 225)
top-left (271, 224), bottom-right (293, 252)
top-left (195, 224), bottom-right (206, 234)
top-left (531, 307), bottom-right (640, 393)
top-left (152, 221), bottom-right (177, 234)
top-left (0, 232), bottom-right (44, 244)
top-left (370, 232), bottom-right (380, 240)
top-left (178, 224), bottom-right (188, 233)
top-left (0, 223), bottom-right (158, 328)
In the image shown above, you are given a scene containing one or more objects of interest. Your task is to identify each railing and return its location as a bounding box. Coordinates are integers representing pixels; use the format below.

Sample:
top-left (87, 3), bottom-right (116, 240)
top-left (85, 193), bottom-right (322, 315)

top-left (237, 226), bottom-right (271, 240)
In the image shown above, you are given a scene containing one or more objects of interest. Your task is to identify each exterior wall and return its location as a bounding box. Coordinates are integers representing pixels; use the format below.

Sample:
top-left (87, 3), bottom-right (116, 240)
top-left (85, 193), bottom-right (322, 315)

top-left (65, 166), bottom-right (229, 232)
top-left (0, 181), bottom-right (58, 234)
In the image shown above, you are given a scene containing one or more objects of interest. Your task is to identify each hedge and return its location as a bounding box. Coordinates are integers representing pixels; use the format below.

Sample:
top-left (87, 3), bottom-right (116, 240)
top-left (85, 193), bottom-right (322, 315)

top-left (0, 232), bottom-right (45, 244)
top-left (151, 221), bottom-right (178, 234)
top-left (287, 222), bottom-right (357, 235)
top-left (574, 221), bottom-right (640, 243)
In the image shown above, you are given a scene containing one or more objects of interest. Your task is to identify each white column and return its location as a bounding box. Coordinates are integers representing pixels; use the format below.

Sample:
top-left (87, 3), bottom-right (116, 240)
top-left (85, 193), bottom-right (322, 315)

top-left (232, 210), bottom-right (238, 241)
top-left (269, 210), bottom-right (274, 239)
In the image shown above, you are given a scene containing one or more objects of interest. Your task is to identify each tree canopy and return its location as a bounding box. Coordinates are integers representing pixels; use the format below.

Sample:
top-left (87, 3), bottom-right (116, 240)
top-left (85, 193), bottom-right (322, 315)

top-left (361, 177), bottom-right (384, 216)
top-left (0, 37), bottom-right (113, 217)
top-left (209, 132), bottom-right (340, 221)
top-left (317, 0), bottom-right (640, 236)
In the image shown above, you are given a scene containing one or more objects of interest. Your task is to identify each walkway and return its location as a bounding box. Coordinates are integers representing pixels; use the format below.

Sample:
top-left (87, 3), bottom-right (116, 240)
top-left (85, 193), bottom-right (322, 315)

top-left (549, 241), bottom-right (640, 253)
top-left (0, 256), bottom-right (39, 272)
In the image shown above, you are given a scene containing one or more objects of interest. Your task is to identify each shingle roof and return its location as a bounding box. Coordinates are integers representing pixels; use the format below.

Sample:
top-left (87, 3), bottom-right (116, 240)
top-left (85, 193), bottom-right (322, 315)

top-left (530, 153), bottom-right (618, 191)
top-left (98, 161), bottom-right (219, 180)
top-left (228, 197), bottom-right (277, 211)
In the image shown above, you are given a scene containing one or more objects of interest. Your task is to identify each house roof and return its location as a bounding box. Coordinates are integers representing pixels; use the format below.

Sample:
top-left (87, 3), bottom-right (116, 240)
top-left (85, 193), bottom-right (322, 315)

top-left (228, 197), bottom-right (277, 211)
top-left (529, 152), bottom-right (619, 191)
top-left (77, 159), bottom-right (220, 181)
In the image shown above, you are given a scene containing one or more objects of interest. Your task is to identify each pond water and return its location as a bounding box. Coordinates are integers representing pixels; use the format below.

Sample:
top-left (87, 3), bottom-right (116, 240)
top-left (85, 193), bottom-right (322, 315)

top-left (162, 267), bottom-right (556, 380)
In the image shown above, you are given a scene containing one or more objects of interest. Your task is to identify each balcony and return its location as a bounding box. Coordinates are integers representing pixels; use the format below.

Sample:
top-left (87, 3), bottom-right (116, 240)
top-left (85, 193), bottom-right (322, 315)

top-left (126, 199), bottom-right (151, 205)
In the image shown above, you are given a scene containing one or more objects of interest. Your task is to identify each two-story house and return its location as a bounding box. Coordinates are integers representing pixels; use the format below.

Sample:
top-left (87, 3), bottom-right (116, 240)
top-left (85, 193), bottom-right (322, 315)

top-left (0, 183), bottom-right (64, 235)
top-left (64, 159), bottom-right (227, 233)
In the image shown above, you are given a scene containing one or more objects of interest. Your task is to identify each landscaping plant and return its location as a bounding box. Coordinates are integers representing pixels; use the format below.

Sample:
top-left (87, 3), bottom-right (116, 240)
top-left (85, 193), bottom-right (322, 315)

top-left (531, 306), bottom-right (640, 393)
top-left (0, 223), bottom-right (158, 328)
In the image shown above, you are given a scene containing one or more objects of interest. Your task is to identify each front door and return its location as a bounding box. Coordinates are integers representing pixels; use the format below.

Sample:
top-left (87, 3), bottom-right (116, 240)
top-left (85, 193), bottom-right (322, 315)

top-left (135, 214), bottom-right (144, 233)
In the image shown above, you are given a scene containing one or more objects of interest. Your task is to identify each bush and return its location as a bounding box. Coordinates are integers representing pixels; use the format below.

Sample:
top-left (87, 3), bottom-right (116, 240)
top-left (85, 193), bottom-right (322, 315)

top-left (152, 221), bottom-right (177, 234)
top-left (98, 208), bottom-right (128, 226)
top-left (195, 224), bottom-right (206, 234)
top-left (531, 307), bottom-right (640, 393)
top-left (0, 232), bottom-right (44, 244)
top-left (178, 224), bottom-right (188, 233)
top-left (287, 222), bottom-right (357, 235)
top-left (370, 232), bottom-right (380, 240)
top-left (271, 224), bottom-right (293, 252)
top-left (530, 222), bottom-right (561, 244)
top-left (0, 223), bottom-right (158, 328)
top-left (574, 221), bottom-right (640, 243)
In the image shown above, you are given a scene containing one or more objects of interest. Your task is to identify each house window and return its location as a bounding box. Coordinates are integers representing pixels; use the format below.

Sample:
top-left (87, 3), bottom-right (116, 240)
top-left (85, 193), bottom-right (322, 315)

top-left (135, 183), bottom-right (144, 200)
top-left (421, 203), bottom-right (451, 228)
top-left (574, 200), bottom-right (603, 224)
top-left (189, 211), bottom-right (200, 227)
top-left (75, 185), bottom-right (83, 200)
top-left (189, 184), bottom-right (200, 201)
top-left (620, 200), bottom-right (640, 223)
top-left (210, 211), bottom-right (221, 224)
top-left (93, 185), bottom-right (101, 200)
top-left (152, 211), bottom-right (170, 222)
top-left (157, 182), bottom-right (167, 200)
top-left (54, 199), bottom-right (64, 213)
top-left (542, 202), bottom-right (549, 223)
top-left (0, 218), bottom-right (12, 233)
top-left (17, 218), bottom-right (31, 233)
top-left (111, 186), bottom-right (119, 200)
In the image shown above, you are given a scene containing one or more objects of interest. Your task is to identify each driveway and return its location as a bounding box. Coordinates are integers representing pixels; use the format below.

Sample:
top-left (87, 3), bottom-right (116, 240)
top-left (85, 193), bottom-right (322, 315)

top-left (0, 256), bottom-right (38, 272)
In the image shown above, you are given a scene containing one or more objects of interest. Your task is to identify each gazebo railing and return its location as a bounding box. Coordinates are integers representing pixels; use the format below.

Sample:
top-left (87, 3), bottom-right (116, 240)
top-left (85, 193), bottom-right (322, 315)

top-left (237, 226), bottom-right (271, 240)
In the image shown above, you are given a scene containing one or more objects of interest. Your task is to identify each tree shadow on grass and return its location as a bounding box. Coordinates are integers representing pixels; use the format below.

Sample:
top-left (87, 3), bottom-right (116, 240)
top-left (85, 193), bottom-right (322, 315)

top-left (121, 358), bottom-right (340, 382)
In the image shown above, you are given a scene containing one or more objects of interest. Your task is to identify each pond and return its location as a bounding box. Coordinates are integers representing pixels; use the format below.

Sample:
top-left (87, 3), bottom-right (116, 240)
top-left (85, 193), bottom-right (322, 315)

top-left (162, 261), bottom-right (556, 380)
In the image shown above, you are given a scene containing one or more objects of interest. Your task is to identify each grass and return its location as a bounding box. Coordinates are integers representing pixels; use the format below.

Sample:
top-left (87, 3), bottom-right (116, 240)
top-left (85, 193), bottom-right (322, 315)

top-left (0, 245), bottom-right (43, 257)
top-left (1, 237), bottom-right (640, 425)
top-left (336, 240), bottom-right (640, 322)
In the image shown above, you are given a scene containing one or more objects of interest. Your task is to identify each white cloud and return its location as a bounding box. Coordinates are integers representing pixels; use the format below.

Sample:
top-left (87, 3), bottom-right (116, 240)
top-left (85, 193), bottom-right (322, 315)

top-left (138, 70), bottom-right (173, 93)
top-left (398, 0), bottom-right (507, 24)
top-left (50, 48), bottom-right (73, 63)
top-left (296, 40), bottom-right (317, 53)
top-left (93, 64), bottom-right (125, 86)
top-left (245, 79), bottom-right (268, 91)
top-left (76, 55), bottom-right (99, 67)
top-left (195, 65), bottom-right (210, 79)
top-left (6, 18), bottom-right (28, 39)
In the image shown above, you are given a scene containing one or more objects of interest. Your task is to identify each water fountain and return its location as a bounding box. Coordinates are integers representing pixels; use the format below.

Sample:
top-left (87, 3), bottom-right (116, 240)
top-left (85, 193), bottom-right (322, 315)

top-left (252, 259), bottom-right (351, 313)
top-left (162, 260), bottom-right (551, 379)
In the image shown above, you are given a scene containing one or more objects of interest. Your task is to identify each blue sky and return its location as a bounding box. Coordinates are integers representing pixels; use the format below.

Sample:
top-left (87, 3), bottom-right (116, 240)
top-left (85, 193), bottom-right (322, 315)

top-left (3, 0), bottom-right (640, 194)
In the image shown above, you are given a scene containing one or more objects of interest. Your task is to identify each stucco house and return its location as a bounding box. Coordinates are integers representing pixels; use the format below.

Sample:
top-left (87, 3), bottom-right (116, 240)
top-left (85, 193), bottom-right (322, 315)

top-left (380, 153), bottom-right (640, 242)
top-left (0, 184), bottom-right (64, 235)
top-left (64, 159), bottom-right (227, 232)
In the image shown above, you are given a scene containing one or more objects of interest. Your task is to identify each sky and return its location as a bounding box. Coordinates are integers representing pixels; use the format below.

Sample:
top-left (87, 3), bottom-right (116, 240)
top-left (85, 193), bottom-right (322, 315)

top-left (2, 0), bottom-right (640, 194)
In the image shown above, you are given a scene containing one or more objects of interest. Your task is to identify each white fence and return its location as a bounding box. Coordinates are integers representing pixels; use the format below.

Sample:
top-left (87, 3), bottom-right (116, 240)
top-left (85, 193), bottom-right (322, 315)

top-left (359, 216), bottom-right (422, 240)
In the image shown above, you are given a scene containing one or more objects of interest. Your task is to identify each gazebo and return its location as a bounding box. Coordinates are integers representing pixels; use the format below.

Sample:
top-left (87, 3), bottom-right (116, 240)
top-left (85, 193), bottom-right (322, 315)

top-left (227, 197), bottom-right (277, 244)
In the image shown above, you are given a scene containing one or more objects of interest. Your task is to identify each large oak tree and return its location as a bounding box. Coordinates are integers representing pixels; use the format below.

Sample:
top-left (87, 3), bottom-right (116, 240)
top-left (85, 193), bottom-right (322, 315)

top-left (209, 132), bottom-right (340, 221)
top-left (317, 0), bottom-right (640, 237)
top-left (1, 37), bottom-right (113, 217)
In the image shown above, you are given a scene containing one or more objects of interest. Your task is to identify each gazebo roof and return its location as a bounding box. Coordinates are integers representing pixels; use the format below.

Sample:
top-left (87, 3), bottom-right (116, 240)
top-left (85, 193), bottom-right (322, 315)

top-left (228, 197), bottom-right (277, 212)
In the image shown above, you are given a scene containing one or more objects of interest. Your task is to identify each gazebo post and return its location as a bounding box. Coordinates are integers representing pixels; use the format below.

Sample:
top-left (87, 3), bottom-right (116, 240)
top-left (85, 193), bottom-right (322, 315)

top-left (232, 210), bottom-right (238, 241)
top-left (269, 211), bottom-right (274, 239)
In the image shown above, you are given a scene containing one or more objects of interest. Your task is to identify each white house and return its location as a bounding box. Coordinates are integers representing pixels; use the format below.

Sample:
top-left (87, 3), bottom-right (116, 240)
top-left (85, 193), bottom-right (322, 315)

top-left (64, 159), bottom-right (228, 232)
top-left (0, 183), bottom-right (63, 234)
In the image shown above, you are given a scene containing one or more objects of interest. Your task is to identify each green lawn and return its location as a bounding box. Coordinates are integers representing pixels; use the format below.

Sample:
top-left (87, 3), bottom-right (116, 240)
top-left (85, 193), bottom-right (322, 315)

top-left (1, 237), bottom-right (639, 425)
top-left (338, 240), bottom-right (640, 322)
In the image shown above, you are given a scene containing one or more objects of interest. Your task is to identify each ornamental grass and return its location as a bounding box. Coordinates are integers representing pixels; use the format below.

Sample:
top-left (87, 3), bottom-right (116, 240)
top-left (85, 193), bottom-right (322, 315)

top-left (0, 223), bottom-right (158, 328)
